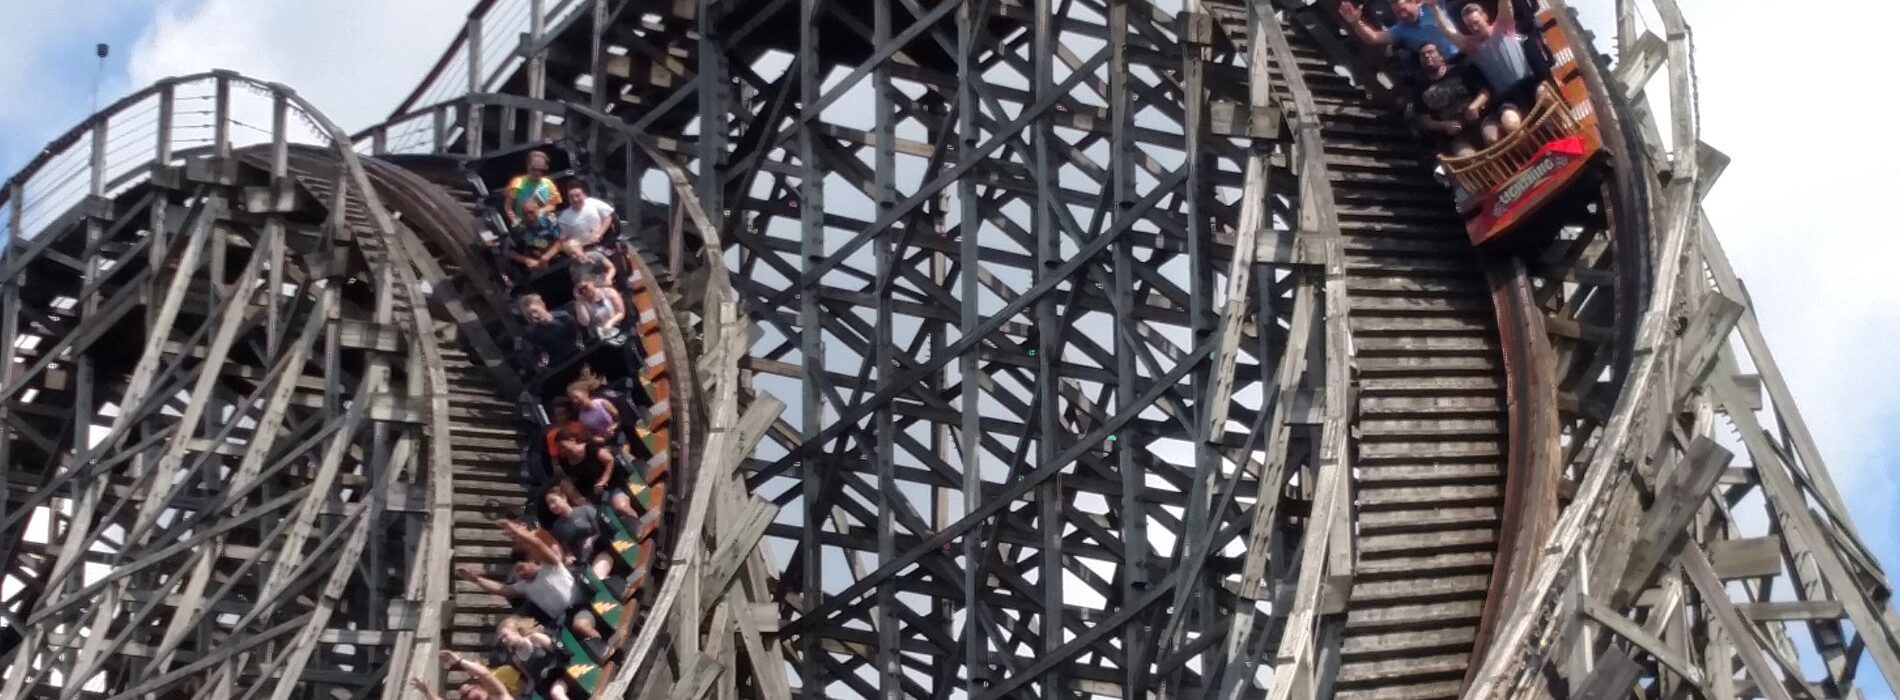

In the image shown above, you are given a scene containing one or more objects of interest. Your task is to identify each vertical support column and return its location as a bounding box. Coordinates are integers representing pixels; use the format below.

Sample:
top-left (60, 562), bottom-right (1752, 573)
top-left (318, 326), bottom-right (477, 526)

top-left (623, 139), bottom-right (645, 251)
top-left (589, 0), bottom-right (610, 156)
top-left (1615, 0), bottom-right (1640, 56)
top-left (688, 0), bottom-right (728, 672)
top-left (928, 179), bottom-right (957, 691)
top-left (466, 18), bottom-right (485, 158)
top-left (870, 0), bottom-right (901, 696)
top-left (265, 94), bottom-right (289, 357)
top-left (0, 185), bottom-right (19, 518)
top-left (1105, 5), bottom-right (1147, 692)
top-left (793, 0), bottom-right (827, 694)
top-left (433, 105), bottom-right (449, 154)
top-left (148, 84), bottom-right (174, 368)
top-left (213, 73), bottom-right (232, 159)
top-left (527, 0), bottom-right (547, 143)
top-left (954, 0), bottom-right (987, 693)
top-left (78, 116), bottom-right (107, 442)
top-left (1160, 4), bottom-right (1216, 687)
top-left (1028, 0), bottom-right (1065, 695)
top-left (209, 76), bottom-right (234, 311)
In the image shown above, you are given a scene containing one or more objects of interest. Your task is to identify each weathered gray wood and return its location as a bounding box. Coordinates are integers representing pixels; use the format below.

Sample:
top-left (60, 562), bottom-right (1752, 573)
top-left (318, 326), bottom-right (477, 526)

top-left (1214, 279), bottom-right (1315, 700)
top-left (700, 497), bottom-right (778, 612)
top-left (1738, 601), bottom-right (1848, 622)
top-left (1571, 648), bottom-right (1644, 700)
top-left (1616, 437), bottom-right (1732, 598)
top-left (465, 18), bottom-right (484, 158)
top-left (1702, 225), bottom-right (1883, 583)
top-left (526, 0), bottom-right (547, 142)
top-left (1201, 1), bottom-right (1274, 434)
top-left (1262, 456), bottom-right (1346, 700)
top-left (150, 288), bottom-right (336, 673)
top-left (1706, 537), bottom-right (1784, 580)
top-left (1581, 596), bottom-right (1708, 692)
top-left (1682, 545), bottom-right (1796, 700)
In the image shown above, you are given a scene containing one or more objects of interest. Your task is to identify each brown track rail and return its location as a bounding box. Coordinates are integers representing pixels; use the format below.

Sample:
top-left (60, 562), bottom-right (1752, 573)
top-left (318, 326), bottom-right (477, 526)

top-left (354, 150), bottom-right (700, 694)
top-left (1263, 1), bottom-right (1654, 695)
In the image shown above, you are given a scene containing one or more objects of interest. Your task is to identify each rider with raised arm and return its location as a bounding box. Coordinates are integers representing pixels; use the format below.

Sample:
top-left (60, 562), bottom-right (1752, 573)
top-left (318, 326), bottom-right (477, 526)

top-left (1431, 0), bottom-right (1535, 136)
top-left (1336, 0), bottom-right (1462, 60)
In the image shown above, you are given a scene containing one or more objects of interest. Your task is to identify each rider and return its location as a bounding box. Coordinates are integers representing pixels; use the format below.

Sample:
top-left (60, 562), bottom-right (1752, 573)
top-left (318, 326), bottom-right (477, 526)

top-left (1432, 1), bottom-right (1535, 137)
top-left (1336, 0), bottom-right (1463, 60)
top-left (502, 150), bottom-right (565, 271)
top-left (1407, 43), bottom-right (1493, 156)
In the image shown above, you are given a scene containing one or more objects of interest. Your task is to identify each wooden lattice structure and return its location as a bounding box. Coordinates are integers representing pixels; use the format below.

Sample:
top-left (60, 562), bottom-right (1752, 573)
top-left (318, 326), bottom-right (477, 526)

top-left (1, 0), bottom-right (1895, 698)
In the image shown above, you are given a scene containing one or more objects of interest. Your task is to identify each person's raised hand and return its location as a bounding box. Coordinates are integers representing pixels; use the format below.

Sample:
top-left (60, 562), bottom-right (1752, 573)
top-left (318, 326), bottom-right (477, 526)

top-left (409, 675), bottom-right (430, 693)
top-left (1337, 1), bottom-right (1363, 23)
top-left (455, 564), bottom-right (480, 580)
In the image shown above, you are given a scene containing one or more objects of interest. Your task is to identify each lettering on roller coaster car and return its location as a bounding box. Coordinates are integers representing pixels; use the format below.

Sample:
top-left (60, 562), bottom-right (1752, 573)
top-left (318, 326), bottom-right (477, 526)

top-left (1492, 153), bottom-right (1570, 218)
top-left (1488, 135), bottom-right (1588, 218)
top-left (1467, 135), bottom-right (1591, 243)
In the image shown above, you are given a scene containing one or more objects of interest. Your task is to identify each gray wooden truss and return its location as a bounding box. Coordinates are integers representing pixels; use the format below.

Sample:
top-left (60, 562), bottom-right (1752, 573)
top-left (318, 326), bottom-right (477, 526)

top-left (0, 73), bottom-right (466, 700)
top-left (5, 0), bottom-right (1898, 698)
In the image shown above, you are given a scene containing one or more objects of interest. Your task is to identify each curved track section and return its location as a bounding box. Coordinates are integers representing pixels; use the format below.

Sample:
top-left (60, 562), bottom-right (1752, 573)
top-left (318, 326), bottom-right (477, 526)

top-left (1230, 7), bottom-right (1510, 697)
top-left (0, 73), bottom-right (466, 698)
top-left (357, 0), bottom-right (1900, 697)
top-left (0, 71), bottom-right (703, 699)
top-left (357, 148), bottom-right (700, 697)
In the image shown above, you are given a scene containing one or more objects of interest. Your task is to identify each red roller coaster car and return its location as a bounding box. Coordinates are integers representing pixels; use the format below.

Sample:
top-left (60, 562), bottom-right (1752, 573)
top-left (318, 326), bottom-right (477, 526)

top-left (1445, 2), bottom-right (1606, 245)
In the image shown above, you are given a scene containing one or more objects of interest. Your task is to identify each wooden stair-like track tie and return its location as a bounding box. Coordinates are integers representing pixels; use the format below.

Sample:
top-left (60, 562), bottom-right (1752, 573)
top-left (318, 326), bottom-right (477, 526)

top-left (1207, 5), bottom-right (1509, 698)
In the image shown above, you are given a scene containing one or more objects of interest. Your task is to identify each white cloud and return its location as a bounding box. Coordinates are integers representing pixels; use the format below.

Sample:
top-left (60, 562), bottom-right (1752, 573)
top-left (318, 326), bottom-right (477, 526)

top-left (125, 0), bottom-right (477, 132)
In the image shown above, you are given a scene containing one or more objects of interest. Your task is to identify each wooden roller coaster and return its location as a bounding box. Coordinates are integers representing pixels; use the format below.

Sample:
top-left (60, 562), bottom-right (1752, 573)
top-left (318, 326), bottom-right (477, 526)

top-left (2, 0), bottom-right (1897, 699)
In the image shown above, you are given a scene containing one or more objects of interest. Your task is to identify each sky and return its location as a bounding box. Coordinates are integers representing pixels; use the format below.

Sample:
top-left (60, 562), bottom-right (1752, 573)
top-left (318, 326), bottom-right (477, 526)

top-left (1, 0), bottom-right (1896, 692)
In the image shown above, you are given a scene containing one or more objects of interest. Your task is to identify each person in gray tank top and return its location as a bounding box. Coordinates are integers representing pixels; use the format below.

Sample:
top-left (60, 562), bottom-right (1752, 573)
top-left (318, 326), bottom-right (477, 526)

top-left (1433, 1), bottom-right (1536, 138)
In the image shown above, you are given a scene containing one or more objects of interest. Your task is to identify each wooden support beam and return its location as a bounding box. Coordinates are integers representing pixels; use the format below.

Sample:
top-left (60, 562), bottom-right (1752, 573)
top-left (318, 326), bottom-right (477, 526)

top-left (1580, 596), bottom-right (1709, 693)
top-left (699, 497), bottom-right (778, 613)
top-left (1737, 601), bottom-right (1848, 623)
top-left (1682, 546), bottom-right (1797, 700)
top-left (1571, 649), bottom-right (1644, 700)
top-left (1706, 537), bottom-right (1785, 580)
top-left (1615, 436), bottom-right (1732, 599)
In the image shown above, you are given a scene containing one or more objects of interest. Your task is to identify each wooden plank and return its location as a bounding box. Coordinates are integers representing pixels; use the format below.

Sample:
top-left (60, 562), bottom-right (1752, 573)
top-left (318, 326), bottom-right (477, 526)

top-left (1212, 278), bottom-right (1316, 699)
top-left (1737, 601), bottom-right (1847, 622)
top-left (699, 497), bottom-right (778, 612)
top-left (1706, 537), bottom-right (1782, 580)
top-left (1571, 648), bottom-right (1644, 700)
top-left (1681, 546), bottom-right (1796, 700)
top-left (1615, 436), bottom-right (1732, 598)
top-left (669, 654), bottom-right (724, 700)
top-left (600, 314), bottom-right (750, 698)
top-left (1580, 596), bottom-right (1708, 693)
top-left (1673, 292), bottom-right (1744, 398)
top-left (1203, 146), bottom-right (1269, 433)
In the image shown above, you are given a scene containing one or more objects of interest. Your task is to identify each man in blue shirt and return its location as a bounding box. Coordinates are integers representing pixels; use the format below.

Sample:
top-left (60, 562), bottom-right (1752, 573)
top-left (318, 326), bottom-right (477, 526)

top-left (1337, 0), bottom-right (1462, 60)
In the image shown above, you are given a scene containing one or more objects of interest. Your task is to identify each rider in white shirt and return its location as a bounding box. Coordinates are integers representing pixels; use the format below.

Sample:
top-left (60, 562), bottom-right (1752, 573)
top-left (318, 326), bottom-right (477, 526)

top-left (555, 182), bottom-right (617, 247)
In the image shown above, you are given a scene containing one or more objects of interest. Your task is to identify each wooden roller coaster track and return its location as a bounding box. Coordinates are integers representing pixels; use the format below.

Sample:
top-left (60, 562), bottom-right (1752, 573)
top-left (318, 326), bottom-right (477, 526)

top-left (3, 0), bottom-right (1899, 698)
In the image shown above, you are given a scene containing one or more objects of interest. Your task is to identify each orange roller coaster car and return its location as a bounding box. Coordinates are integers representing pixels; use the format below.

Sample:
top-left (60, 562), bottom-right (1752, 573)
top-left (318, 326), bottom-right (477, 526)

top-left (1445, 3), bottom-right (1604, 245)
